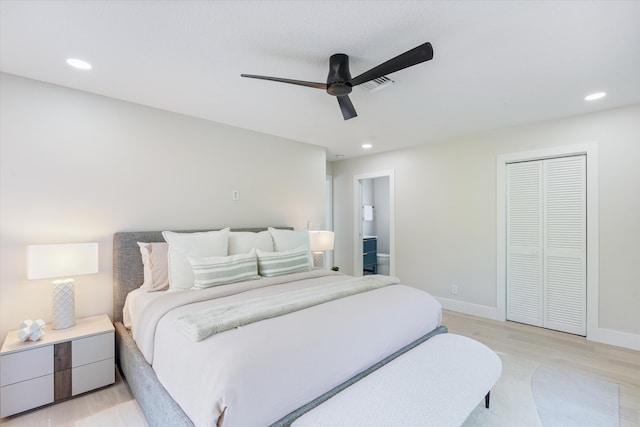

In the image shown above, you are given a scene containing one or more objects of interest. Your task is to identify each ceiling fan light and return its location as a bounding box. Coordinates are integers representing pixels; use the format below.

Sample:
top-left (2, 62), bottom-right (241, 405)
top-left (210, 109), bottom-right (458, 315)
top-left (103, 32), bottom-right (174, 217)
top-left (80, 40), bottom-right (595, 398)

top-left (66, 58), bottom-right (92, 70)
top-left (584, 92), bottom-right (606, 101)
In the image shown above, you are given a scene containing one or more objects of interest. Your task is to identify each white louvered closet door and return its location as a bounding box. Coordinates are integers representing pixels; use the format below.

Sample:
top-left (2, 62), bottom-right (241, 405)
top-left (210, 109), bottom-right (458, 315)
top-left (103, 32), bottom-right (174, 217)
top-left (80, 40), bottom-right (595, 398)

top-left (506, 155), bottom-right (586, 335)
top-left (543, 156), bottom-right (586, 335)
top-left (506, 161), bottom-right (544, 327)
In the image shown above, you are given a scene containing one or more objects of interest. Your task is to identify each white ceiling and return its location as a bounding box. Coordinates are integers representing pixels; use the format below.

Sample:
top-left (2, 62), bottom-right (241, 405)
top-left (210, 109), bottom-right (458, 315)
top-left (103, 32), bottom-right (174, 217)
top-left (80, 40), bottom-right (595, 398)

top-left (1, 1), bottom-right (639, 159)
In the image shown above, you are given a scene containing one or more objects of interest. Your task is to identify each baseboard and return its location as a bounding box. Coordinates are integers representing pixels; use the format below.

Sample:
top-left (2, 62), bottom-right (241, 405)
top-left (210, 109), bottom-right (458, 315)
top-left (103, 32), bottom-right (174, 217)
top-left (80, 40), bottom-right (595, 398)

top-left (590, 327), bottom-right (640, 351)
top-left (438, 297), bottom-right (640, 352)
top-left (436, 297), bottom-right (502, 321)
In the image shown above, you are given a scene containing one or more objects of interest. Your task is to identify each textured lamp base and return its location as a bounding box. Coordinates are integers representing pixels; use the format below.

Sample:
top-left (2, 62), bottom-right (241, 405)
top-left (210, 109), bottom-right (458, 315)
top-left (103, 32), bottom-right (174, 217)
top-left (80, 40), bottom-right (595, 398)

top-left (312, 252), bottom-right (326, 269)
top-left (52, 279), bottom-right (75, 330)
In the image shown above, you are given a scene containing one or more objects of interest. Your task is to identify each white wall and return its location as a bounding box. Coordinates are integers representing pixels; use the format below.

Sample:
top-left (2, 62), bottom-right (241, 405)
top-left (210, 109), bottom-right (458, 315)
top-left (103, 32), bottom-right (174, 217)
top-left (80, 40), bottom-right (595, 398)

top-left (332, 104), bottom-right (640, 348)
top-left (0, 73), bottom-right (326, 338)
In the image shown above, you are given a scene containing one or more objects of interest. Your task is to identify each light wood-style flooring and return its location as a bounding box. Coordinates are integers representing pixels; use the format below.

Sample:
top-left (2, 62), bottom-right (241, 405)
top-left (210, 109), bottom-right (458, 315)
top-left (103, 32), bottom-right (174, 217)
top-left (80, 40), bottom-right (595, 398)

top-left (1, 310), bottom-right (638, 426)
top-left (0, 370), bottom-right (135, 427)
top-left (443, 309), bottom-right (640, 427)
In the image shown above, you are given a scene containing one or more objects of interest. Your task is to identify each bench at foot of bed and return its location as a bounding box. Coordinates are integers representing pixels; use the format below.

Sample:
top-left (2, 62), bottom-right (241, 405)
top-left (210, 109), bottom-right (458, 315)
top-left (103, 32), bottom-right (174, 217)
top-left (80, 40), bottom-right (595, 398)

top-left (291, 333), bottom-right (502, 427)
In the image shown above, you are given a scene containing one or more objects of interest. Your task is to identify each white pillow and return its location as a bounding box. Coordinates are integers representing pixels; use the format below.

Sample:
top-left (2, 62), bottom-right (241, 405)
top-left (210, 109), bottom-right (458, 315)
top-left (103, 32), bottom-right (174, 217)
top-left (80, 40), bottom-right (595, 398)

top-left (228, 231), bottom-right (274, 255)
top-left (137, 242), bottom-right (170, 291)
top-left (256, 246), bottom-right (312, 277)
top-left (138, 242), bottom-right (153, 288)
top-left (268, 227), bottom-right (313, 266)
top-left (189, 249), bottom-right (259, 289)
top-left (268, 227), bottom-right (309, 251)
top-left (162, 228), bottom-right (230, 290)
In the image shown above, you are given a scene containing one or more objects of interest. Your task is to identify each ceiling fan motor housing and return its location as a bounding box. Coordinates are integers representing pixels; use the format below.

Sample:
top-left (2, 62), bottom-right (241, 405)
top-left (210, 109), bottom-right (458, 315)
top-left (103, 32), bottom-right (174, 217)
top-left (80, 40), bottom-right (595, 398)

top-left (327, 54), bottom-right (353, 96)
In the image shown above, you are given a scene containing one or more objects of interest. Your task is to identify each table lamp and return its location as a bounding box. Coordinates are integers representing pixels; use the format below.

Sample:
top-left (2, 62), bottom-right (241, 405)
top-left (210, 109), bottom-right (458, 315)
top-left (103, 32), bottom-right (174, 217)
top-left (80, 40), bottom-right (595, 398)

top-left (27, 243), bottom-right (99, 329)
top-left (309, 231), bottom-right (335, 269)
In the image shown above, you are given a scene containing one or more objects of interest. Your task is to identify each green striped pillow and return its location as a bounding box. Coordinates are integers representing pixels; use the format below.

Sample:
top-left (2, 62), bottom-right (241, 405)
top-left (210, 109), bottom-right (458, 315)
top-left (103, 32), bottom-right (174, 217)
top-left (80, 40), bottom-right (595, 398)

top-left (256, 246), bottom-right (312, 277)
top-left (189, 249), bottom-right (259, 289)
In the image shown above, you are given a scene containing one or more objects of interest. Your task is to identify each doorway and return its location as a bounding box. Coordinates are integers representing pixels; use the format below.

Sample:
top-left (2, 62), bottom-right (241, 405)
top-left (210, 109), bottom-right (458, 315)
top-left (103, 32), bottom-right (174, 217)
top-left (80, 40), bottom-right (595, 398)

top-left (353, 170), bottom-right (395, 277)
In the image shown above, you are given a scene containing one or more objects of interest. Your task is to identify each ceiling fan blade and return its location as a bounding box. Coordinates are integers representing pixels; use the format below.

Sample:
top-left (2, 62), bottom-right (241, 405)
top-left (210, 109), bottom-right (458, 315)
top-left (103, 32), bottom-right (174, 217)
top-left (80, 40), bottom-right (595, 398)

top-left (241, 74), bottom-right (327, 90)
top-left (348, 42), bottom-right (433, 87)
top-left (337, 95), bottom-right (357, 120)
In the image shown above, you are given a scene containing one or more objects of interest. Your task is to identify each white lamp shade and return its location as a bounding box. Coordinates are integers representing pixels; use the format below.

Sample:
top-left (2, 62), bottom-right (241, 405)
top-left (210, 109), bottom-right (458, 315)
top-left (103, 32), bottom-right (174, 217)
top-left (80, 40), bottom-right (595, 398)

top-left (27, 243), bottom-right (99, 279)
top-left (309, 231), bottom-right (335, 252)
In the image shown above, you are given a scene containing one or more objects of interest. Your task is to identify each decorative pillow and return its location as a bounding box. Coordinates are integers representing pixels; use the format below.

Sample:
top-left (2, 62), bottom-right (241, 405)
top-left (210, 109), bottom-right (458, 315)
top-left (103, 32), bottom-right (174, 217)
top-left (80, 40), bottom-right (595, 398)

top-left (189, 249), bottom-right (259, 289)
top-left (162, 228), bottom-right (230, 290)
top-left (256, 246), bottom-right (312, 277)
top-left (268, 227), bottom-right (313, 266)
top-left (137, 242), bottom-right (169, 291)
top-left (228, 231), bottom-right (274, 255)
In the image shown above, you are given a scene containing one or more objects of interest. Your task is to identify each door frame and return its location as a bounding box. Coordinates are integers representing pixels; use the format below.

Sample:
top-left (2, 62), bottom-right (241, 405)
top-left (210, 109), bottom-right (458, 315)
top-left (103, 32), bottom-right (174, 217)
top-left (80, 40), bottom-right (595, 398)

top-left (353, 170), bottom-right (395, 277)
top-left (496, 143), bottom-right (599, 338)
top-left (325, 174), bottom-right (334, 269)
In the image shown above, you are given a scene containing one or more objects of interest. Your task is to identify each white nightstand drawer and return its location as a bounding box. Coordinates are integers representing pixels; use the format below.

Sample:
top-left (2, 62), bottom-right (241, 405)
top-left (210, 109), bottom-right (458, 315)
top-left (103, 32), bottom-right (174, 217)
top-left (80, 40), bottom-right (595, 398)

top-left (0, 374), bottom-right (54, 417)
top-left (0, 345), bottom-right (53, 386)
top-left (72, 357), bottom-right (114, 395)
top-left (72, 332), bottom-right (114, 367)
top-left (0, 315), bottom-right (114, 417)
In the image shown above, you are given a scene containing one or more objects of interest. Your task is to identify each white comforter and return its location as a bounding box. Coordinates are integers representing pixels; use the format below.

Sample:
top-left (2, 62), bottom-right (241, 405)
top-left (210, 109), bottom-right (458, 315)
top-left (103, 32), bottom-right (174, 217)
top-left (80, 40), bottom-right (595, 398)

top-left (127, 270), bottom-right (442, 427)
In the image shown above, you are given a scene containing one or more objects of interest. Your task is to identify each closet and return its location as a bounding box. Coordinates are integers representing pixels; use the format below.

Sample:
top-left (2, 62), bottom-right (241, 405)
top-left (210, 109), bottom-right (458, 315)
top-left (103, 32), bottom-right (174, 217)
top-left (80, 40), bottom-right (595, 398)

top-left (506, 155), bottom-right (586, 335)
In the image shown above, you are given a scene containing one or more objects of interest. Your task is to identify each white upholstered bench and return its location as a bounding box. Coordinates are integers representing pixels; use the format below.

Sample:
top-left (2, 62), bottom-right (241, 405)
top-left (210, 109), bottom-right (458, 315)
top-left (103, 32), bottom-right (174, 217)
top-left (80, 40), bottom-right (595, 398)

top-left (291, 333), bottom-right (502, 427)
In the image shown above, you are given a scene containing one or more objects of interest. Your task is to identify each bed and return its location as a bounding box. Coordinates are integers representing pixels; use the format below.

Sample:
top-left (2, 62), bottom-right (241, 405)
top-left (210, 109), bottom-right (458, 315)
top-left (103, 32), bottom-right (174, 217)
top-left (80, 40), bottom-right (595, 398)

top-left (113, 227), bottom-right (446, 427)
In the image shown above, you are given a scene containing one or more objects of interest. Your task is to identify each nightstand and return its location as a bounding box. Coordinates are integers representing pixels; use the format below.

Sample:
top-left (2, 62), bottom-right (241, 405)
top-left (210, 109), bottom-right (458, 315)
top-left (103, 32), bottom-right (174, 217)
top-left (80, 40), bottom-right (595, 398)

top-left (0, 314), bottom-right (114, 418)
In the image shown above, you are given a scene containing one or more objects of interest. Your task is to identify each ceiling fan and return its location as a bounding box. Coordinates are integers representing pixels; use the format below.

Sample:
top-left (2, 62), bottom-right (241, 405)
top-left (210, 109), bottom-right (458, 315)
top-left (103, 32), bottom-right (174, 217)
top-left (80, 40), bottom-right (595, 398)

top-left (241, 42), bottom-right (434, 120)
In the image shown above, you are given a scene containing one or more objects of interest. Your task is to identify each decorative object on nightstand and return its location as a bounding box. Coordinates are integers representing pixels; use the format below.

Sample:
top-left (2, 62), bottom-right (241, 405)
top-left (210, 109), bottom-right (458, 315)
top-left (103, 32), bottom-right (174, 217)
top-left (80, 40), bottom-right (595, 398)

top-left (17, 319), bottom-right (46, 342)
top-left (309, 230), bottom-right (335, 268)
top-left (27, 243), bottom-right (99, 330)
top-left (0, 314), bottom-right (115, 417)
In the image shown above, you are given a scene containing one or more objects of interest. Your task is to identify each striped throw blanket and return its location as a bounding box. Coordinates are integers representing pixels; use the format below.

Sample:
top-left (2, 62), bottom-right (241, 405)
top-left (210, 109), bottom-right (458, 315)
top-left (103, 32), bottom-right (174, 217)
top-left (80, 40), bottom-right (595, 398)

top-left (177, 274), bottom-right (400, 341)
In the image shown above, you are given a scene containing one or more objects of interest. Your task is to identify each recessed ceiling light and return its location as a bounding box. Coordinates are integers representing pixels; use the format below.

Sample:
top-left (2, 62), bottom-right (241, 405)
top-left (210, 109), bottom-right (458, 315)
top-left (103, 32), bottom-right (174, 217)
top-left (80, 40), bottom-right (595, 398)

top-left (66, 58), bottom-right (92, 70)
top-left (362, 143), bottom-right (372, 149)
top-left (585, 92), bottom-right (606, 101)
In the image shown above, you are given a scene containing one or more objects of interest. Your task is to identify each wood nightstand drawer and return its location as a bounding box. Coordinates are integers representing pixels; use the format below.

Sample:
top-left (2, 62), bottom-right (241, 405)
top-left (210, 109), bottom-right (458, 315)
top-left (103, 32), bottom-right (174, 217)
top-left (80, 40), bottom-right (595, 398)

top-left (72, 332), bottom-right (114, 367)
top-left (0, 345), bottom-right (53, 386)
top-left (0, 374), bottom-right (54, 417)
top-left (72, 358), bottom-right (114, 395)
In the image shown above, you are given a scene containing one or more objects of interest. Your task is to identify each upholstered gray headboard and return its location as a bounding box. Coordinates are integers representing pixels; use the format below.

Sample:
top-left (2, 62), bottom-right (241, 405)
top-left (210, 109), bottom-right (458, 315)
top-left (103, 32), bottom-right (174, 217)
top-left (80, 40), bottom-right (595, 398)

top-left (112, 227), bottom-right (292, 323)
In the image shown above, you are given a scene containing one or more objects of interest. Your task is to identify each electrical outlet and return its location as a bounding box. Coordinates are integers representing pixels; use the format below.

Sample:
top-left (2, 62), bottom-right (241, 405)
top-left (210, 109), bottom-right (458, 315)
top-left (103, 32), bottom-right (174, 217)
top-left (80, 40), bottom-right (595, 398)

top-left (451, 284), bottom-right (458, 295)
top-left (232, 190), bottom-right (239, 201)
